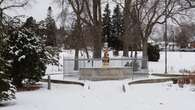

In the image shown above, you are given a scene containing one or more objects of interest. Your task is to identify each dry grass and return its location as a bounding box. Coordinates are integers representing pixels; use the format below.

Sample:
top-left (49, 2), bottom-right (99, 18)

top-left (17, 84), bottom-right (42, 92)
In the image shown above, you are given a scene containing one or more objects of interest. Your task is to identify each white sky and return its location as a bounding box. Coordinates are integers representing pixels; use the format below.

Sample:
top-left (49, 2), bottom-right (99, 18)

top-left (5, 0), bottom-right (58, 21)
top-left (5, 0), bottom-right (117, 21)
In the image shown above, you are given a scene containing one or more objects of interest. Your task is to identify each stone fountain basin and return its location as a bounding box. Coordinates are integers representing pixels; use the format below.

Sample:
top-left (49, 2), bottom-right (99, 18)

top-left (79, 67), bottom-right (132, 81)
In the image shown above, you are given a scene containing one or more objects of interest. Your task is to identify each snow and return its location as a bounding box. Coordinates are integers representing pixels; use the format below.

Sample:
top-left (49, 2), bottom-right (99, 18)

top-left (18, 55), bottom-right (26, 62)
top-left (1, 82), bottom-right (195, 110)
top-left (46, 51), bottom-right (195, 76)
top-left (149, 52), bottom-right (195, 73)
top-left (1, 51), bottom-right (195, 110)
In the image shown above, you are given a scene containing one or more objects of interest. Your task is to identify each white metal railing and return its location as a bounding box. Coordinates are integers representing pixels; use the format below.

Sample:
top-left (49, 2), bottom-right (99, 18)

top-left (62, 57), bottom-right (148, 77)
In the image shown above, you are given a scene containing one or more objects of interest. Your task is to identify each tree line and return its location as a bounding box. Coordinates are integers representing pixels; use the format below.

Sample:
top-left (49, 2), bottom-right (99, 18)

top-left (57, 0), bottom-right (195, 70)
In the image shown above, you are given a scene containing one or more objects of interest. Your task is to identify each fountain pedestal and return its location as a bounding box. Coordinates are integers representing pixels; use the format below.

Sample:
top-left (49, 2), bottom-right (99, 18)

top-left (79, 67), bottom-right (132, 81)
top-left (79, 42), bottom-right (132, 81)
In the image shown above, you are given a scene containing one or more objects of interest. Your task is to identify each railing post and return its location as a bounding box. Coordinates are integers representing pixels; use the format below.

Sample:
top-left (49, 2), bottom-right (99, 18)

top-left (48, 75), bottom-right (51, 90)
top-left (92, 59), bottom-right (94, 68)
top-left (132, 58), bottom-right (134, 80)
top-left (122, 84), bottom-right (126, 93)
top-left (63, 56), bottom-right (65, 80)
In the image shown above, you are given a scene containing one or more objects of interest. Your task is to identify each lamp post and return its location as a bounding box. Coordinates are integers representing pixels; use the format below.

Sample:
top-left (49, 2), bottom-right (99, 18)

top-left (164, 0), bottom-right (168, 74)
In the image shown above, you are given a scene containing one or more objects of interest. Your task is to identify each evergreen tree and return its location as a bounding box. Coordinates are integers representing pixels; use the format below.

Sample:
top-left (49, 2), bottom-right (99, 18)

top-left (111, 5), bottom-right (124, 50)
top-left (4, 17), bottom-right (58, 87)
top-left (0, 17), bottom-right (15, 102)
top-left (102, 4), bottom-right (112, 47)
top-left (45, 6), bottom-right (57, 46)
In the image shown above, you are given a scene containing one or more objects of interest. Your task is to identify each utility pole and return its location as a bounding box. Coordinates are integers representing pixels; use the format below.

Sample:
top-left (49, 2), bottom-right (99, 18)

top-left (164, 0), bottom-right (168, 74)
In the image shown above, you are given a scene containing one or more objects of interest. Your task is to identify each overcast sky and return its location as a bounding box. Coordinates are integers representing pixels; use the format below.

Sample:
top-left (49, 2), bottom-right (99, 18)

top-left (5, 0), bottom-right (117, 27)
top-left (5, 0), bottom-right (58, 21)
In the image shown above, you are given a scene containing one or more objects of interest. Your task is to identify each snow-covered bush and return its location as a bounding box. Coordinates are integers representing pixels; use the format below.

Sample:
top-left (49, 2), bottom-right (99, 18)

top-left (6, 29), bottom-right (46, 87)
top-left (4, 17), bottom-right (58, 87)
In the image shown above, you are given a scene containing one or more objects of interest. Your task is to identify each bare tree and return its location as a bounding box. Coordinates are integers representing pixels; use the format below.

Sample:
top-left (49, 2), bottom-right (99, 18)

top-left (68, 0), bottom-right (85, 70)
top-left (55, 0), bottom-right (85, 70)
top-left (114, 0), bottom-right (195, 69)
top-left (55, 0), bottom-right (103, 59)
top-left (175, 22), bottom-right (195, 48)
top-left (121, 0), bottom-right (131, 57)
top-left (0, 0), bottom-right (32, 39)
top-left (82, 0), bottom-right (102, 58)
top-left (0, 0), bottom-right (32, 16)
top-left (55, 0), bottom-right (94, 70)
top-left (122, 0), bottom-right (142, 57)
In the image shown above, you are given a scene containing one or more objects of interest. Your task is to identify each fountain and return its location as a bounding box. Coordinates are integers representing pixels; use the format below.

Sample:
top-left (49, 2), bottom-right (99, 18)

top-left (79, 43), bottom-right (133, 81)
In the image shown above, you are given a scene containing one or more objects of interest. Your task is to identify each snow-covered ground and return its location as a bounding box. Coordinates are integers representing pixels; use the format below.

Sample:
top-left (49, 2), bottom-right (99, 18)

top-left (2, 81), bottom-right (195, 110)
top-left (1, 51), bottom-right (195, 110)
top-left (150, 52), bottom-right (195, 74)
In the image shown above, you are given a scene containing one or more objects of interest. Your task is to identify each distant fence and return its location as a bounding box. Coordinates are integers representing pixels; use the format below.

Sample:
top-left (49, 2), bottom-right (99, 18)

top-left (62, 57), bottom-right (148, 78)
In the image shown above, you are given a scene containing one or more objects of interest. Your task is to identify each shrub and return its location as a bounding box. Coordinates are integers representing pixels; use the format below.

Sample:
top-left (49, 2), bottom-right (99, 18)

top-left (147, 43), bottom-right (160, 62)
top-left (0, 77), bottom-right (16, 102)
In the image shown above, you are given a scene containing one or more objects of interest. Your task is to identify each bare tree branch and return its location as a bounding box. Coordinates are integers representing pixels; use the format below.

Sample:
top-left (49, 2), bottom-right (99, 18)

top-left (2, 1), bottom-right (28, 10)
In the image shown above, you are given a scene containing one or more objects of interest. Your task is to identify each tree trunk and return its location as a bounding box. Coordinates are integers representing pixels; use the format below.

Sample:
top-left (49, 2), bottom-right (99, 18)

top-left (122, 0), bottom-right (132, 57)
top-left (74, 48), bottom-right (79, 70)
top-left (122, 32), bottom-right (129, 57)
top-left (84, 47), bottom-right (89, 58)
top-left (135, 49), bottom-right (138, 58)
top-left (130, 45), bottom-right (133, 57)
top-left (141, 39), bottom-right (148, 69)
top-left (93, 45), bottom-right (101, 58)
top-left (123, 42), bottom-right (129, 57)
top-left (93, 0), bottom-right (102, 58)
top-left (93, 26), bottom-right (102, 58)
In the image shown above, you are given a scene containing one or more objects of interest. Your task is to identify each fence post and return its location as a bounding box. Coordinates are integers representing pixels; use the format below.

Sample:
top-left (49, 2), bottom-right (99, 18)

top-left (122, 84), bottom-right (126, 93)
top-left (92, 59), bottom-right (94, 68)
top-left (132, 58), bottom-right (134, 80)
top-left (63, 56), bottom-right (65, 80)
top-left (48, 75), bottom-right (51, 90)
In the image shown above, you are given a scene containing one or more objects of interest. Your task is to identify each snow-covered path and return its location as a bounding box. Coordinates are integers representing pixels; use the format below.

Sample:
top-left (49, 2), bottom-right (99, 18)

top-left (2, 81), bottom-right (195, 110)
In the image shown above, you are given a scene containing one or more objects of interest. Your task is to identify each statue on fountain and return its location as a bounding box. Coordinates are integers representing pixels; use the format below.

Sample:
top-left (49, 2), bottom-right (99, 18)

top-left (102, 42), bottom-right (109, 66)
